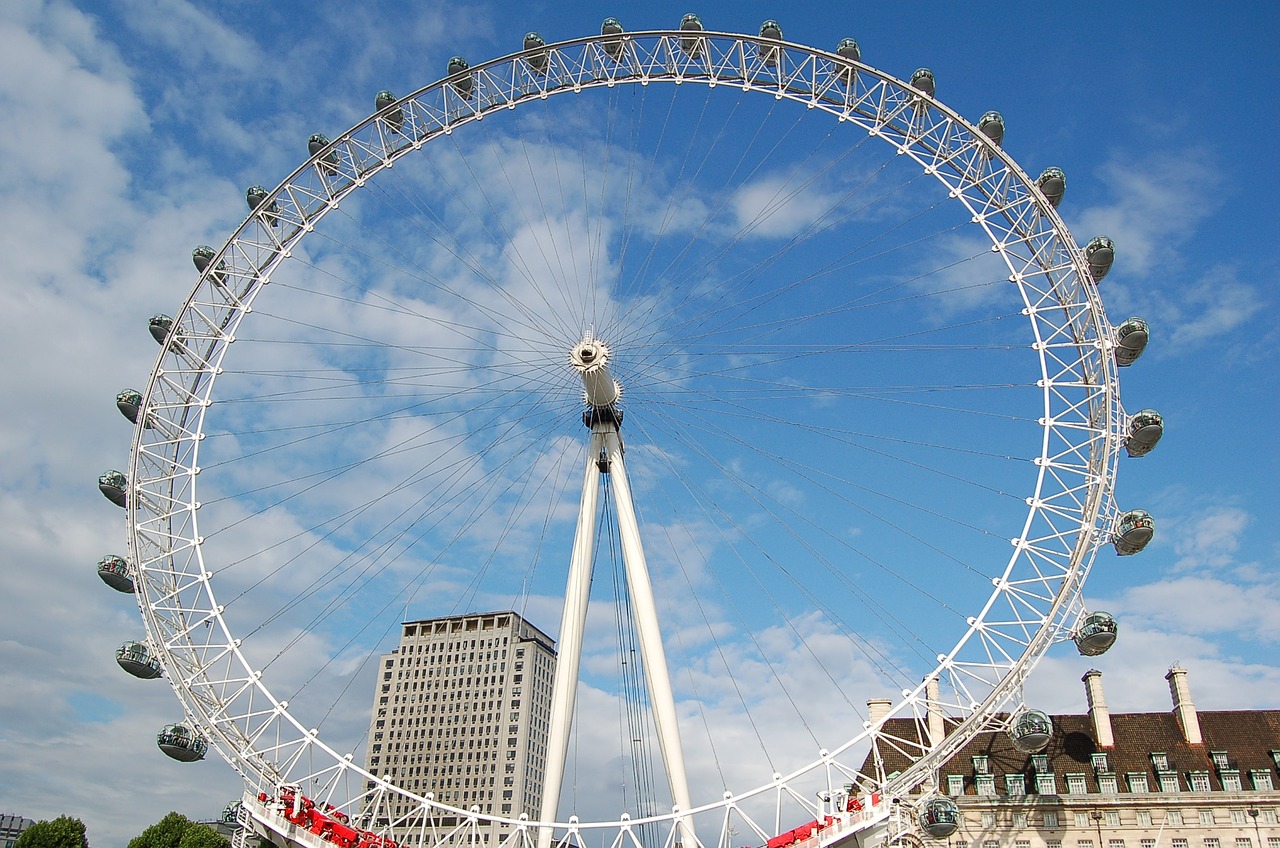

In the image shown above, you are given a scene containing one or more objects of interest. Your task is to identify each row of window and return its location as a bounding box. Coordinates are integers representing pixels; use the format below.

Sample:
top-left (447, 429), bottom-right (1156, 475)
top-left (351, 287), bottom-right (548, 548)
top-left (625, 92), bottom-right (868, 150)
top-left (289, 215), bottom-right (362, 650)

top-left (970, 807), bottom-right (1278, 830)
top-left (951, 769), bottom-right (1274, 796)
top-left (963, 839), bottom-right (1280, 848)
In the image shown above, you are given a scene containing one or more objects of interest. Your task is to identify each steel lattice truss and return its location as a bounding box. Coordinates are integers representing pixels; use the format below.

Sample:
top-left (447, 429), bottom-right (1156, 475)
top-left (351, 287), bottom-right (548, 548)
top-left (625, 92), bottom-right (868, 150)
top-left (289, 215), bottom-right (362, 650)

top-left (125, 30), bottom-right (1128, 848)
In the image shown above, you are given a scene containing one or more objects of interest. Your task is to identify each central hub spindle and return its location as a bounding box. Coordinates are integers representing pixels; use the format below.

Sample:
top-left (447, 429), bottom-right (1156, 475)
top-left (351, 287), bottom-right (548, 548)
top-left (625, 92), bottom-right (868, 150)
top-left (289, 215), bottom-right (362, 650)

top-left (570, 337), bottom-right (621, 410)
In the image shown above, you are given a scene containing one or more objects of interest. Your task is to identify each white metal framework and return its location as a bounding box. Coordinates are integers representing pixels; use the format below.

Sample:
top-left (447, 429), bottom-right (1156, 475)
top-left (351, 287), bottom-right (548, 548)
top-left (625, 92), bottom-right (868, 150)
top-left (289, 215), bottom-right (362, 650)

top-left (123, 28), bottom-right (1133, 848)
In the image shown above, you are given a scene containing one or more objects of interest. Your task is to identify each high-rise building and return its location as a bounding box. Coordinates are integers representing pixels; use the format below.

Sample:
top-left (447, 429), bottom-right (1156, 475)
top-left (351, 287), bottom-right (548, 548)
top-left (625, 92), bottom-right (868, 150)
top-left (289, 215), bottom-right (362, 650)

top-left (0, 815), bottom-right (34, 848)
top-left (364, 611), bottom-right (556, 833)
top-left (860, 667), bottom-right (1280, 847)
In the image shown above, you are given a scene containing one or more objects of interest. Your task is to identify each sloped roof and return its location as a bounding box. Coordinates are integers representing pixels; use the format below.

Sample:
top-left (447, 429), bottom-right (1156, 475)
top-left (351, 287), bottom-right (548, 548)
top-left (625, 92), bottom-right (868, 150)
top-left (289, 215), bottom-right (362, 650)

top-left (862, 709), bottom-right (1280, 794)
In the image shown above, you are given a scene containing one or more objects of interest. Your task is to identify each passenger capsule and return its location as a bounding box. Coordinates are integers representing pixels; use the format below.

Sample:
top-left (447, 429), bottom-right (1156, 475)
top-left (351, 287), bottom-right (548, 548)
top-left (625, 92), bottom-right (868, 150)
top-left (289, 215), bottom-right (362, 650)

top-left (679, 14), bottom-right (704, 57)
top-left (246, 185), bottom-right (278, 222)
top-left (601, 18), bottom-right (624, 60)
top-left (918, 796), bottom-right (960, 839)
top-left (116, 641), bottom-right (163, 679)
top-left (1008, 709), bottom-right (1053, 753)
top-left (1084, 235), bottom-right (1115, 281)
top-left (191, 245), bottom-right (228, 287)
top-left (149, 314), bottom-right (174, 345)
top-left (97, 554), bottom-right (134, 593)
top-left (978, 110), bottom-right (1005, 147)
top-left (835, 38), bottom-right (860, 85)
top-left (523, 32), bottom-right (549, 73)
top-left (910, 68), bottom-right (936, 98)
top-left (758, 20), bottom-right (782, 66)
top-left (99, 470), bottom-right (127, 508)
top-left (116, 388), bottom-right (142, 424)
top-left (1074, 611), bottom-right (1118, 656)
top-left (447, 56), bottom-right (474, 98)
top-left (1112, 508), bottom-right (1155, 556)
top-left (157, 723), bottom-right (208, 762)
top-left (1036, 167), bottom-right (1066, 208)
top-left (375, 90), bottom-right (404, 133)
top-left (1114, 317), bottom-right (1149, 366)
top-left (308, 133), bottom-right (339, 175)
top-left (1124, 409), bottom-right (1164, 457)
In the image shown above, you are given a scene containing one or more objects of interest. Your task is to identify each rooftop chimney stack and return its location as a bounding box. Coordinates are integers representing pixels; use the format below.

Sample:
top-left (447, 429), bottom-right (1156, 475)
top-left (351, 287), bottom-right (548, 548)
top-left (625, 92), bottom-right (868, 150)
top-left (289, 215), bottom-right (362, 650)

top-left (1082, 669), bottom-right (1115, 748)
top-left (926, 676), bottom-right (945, 748)
top-left (1166, 665), bottom-right (1203, 744)
top-left (867, 698), bottom-right (893, 726)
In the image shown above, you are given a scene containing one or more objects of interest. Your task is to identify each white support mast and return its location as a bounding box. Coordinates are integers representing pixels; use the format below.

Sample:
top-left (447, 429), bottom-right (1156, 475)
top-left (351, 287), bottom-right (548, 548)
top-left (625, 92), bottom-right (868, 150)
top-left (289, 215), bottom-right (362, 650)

top-left (538, 337), bottom-right (695, 848)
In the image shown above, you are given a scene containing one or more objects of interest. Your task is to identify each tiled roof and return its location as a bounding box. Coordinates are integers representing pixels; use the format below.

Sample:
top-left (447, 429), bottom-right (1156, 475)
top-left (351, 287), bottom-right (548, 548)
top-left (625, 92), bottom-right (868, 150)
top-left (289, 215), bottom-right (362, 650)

top-left (862, 710), bottom-right (1280, 794)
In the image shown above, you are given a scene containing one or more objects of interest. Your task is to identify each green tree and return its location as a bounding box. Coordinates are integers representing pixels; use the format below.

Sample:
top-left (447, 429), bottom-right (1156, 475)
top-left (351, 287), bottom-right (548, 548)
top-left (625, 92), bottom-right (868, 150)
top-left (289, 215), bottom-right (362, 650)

top-left (13, 816), bottom-right (90, 848)
top-left (128, 813), bottom-right (227, 848)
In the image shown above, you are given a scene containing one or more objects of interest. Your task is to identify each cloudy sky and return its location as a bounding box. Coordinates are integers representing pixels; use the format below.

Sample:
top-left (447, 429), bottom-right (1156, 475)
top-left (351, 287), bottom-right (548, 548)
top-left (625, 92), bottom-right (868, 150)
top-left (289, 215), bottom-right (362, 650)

top-left (1, 2), bottom-right (1276, 846)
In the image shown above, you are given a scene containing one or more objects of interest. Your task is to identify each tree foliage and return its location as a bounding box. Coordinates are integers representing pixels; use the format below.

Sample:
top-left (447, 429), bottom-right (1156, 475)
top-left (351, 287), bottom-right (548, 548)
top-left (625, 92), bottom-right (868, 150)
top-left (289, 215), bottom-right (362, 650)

top-left (13, 816), bottom-right (90, 848)
top-left (127, 812), bottom-right (228, 848)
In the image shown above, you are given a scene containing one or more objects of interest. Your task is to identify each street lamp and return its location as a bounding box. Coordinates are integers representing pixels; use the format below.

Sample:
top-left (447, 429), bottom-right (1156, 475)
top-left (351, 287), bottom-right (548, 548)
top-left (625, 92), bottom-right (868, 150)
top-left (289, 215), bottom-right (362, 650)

top-left (1247, 806), bottom-right (1261, 848)
top-left (1091, 810), bottom-right (1104, 847)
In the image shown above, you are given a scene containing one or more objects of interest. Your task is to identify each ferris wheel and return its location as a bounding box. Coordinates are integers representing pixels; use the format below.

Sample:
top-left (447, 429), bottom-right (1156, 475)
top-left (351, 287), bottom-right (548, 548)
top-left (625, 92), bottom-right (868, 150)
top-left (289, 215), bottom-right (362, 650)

top-left (98, 19), bottom-right (1163, 848)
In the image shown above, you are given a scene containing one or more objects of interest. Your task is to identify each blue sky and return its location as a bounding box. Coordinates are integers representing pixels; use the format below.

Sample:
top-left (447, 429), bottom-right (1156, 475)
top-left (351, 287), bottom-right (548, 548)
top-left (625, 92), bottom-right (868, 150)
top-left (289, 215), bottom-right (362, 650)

top-left (0, 2), bottom-right (1276, 845)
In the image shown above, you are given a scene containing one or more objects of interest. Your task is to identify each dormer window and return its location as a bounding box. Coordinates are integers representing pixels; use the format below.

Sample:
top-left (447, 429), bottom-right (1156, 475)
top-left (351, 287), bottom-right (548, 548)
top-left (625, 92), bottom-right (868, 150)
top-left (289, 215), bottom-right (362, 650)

top-left (1150, 752), bottom-right (1168, 771)
top-left (1127, 772), bottom-right (1149, 793)
top-left (1219, 769), bottom-right (1241, 791)
top-left (973, 755), bottom-right (990, 774)
top-left (1091, 753), bottom-right (1109, 772)
top-left (1211, 751), bottom-right (1229, 770)
top-left (1031, 754), bottom-right (1050, 773)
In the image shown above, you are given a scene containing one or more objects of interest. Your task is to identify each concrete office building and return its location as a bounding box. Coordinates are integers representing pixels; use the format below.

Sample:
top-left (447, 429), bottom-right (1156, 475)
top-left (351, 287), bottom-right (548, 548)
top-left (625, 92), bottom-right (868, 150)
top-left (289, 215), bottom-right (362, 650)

top-left (365, 611), bottom-right (557, 835)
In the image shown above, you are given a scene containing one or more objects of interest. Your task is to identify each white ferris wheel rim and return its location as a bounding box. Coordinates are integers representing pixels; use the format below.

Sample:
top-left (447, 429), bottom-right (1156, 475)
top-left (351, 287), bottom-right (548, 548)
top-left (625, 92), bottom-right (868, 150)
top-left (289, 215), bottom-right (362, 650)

top-left (124, 27), bottom-right (1125, 843)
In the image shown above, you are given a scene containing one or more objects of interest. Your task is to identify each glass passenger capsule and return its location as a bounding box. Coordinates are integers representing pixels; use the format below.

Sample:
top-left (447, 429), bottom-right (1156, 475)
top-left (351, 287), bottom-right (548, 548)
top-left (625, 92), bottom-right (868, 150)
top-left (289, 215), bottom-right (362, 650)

top-left (1114, 317), bottom-right (1149, 366)
top-left (758, 20), bottom-right (782, 66)
top-left (1084, 235), bottom-right (1115, 281)
top-left (308, 133), bottom-right (339, 174)
top-left (523, 32), bottom-right (549, 73)
top-left (835, 38), bottom-right (860, 85)
top-left (679, 14), bottom-right (704, 57)
top-left (157, 722), bottom-right (208, 762)
top-left (601, 18), bottom-right (624, 60)
top-left (1008, 709), bottom-right (1053, 753)
top-left (116, 640), bottom-right (163, 679)
top-left (1074, 611), bottom-right (1118, 656)
top-left (246, 185), bottom-right (277, 222)
top-left (1036, 167), bottom-right (1066, 208)
top-left (978, 110), bottom-right (1005, 147)
top-left (918, 796), bottom-right (961, 838)
top-left (97, 554), bottom-right (134, 593)
top-left (910, 67), bottom-right (936, 98)
top-left (116, 388), bottom-right (142, 424)
top-left (191, 245), bottom-right (228, 286)
top-left (99, 470), bottom-right (127, 508)
top-left (149, 313), bottom-right (174, 345)
top-left (1124, 408), bottom-right (1164, 457)
top-left (1112, 509), bottom-right (1155, 555)
top-left (447, 56), bottom-right (474, 98)
top-left (375, 90), bottom-right (404, 133)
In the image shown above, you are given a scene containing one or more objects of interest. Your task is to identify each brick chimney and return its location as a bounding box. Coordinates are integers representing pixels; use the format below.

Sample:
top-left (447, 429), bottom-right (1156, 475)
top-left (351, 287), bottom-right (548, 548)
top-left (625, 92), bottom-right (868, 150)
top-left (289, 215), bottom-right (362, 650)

top-left (1082, 669), bottom-right (1114, 748)
top-left (1166, 666), bottom-right (1203, 744)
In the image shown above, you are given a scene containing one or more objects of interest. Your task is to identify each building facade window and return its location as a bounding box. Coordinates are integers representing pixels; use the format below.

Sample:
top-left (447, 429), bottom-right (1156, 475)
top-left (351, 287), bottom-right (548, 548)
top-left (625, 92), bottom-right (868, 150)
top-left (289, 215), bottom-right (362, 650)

top-left (973, 755), bottom-right (990, 773)
top-left (1166, 810), bottom-right (1183, 826)
top-left (1171, 840), bottom-right (1187, 848)
top-left (1099, 773), bottom-right (1118, 794)
top-left (1204, 840), bottom-right (1220, 848)
top-left (976, 774), bottom-right (996, 795)
top-left (1032, 754), bottom-right (1049, 772)
top-left (1105, 811), bottom-right (1121, 827)
top-left (947, 774), bottom-right (964, 796)
top-left (1221, 770), bottom-right (1242, 791)
top-left (1037, 773), bottom-right (1058, 794)
top-left (1066, 773), bottom-right (1088, 794)
top-left (1006, 774), bottom-right (1027, 796)
top-left (981, 812), bottom-right (996, 828)
top-left (1249, 769), bottom-right (1273, 790)
top-left (1211, 751), bottom-right (1229, 769)
top-left (1136, 811), bottom-right (1152, 827)
top-left (1150, 753), bottom-right (1169, 771)
top-left (1159, 772), bottom-right (1181, 792)
top-left (1127, 773), bottom-right (1149, 793)
top-left (1073, 812), bottom-right (1089, 828)
top-left (1042, 811), bottom-right (1059, 829)
top-left (1091, 753), bottom-right (1110, 772)
top-left (1013, 813), bottom-right (1027, 829)
top-left (1199, 810), bottom-right (1215, 826)
top-left (1230, 810), bottom-right (1247, 825)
